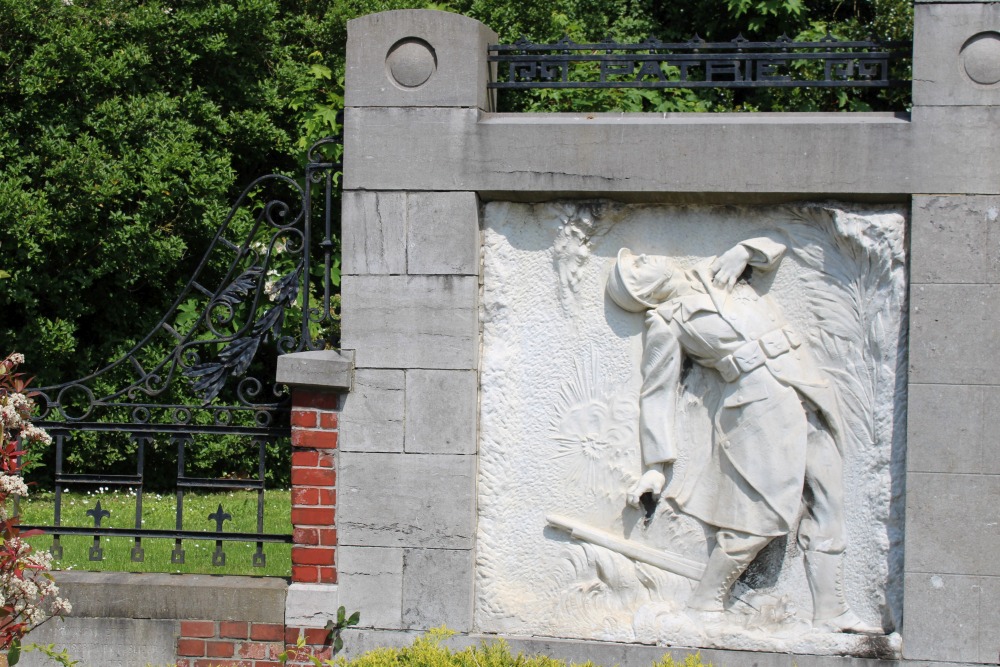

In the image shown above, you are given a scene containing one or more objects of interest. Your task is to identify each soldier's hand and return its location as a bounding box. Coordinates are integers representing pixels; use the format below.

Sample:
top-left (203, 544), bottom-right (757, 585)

top-left (710, 244), bottom-right (752, 290)
top-left (626, 469), bottom-right (667, 508)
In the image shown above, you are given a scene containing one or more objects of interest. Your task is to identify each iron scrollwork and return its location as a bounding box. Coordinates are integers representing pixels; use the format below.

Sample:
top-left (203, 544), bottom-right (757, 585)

top-left (23, 130), bottom-right (344, 570)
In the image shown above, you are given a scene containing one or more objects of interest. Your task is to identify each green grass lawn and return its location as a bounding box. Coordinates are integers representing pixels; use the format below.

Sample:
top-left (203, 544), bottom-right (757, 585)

top-left (17, 488), bottom-right (291, 577)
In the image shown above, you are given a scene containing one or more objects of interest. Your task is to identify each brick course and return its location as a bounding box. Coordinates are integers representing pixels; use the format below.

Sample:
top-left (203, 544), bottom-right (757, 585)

top-left (171, 388), bottom-right (341, 664)
top-left (288, 387), bottom-right (339, 584)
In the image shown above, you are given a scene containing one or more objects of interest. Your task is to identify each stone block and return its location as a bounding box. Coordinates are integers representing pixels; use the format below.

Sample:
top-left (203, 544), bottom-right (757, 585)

top-left (983, 387), bottom-right (1000, 475)
top-left (405, 369), bottom-right (478, 454)
top-left (276, 350), bottom-right (354, 391)
top-left (338, 452), bottom-right (475, 548)
top-left (52, 571), bottom-right (286, 622)
top-left (906, 383), bottom-right (983, 474)
top-left (904, 472), bottom-right (1000, 576)
top-left (341, 274), bottom-right (478, 369)
top-left (343, 191), bottom-right (407, 275)
top-left (402, 548), bottom-right (473, 631)
top-left (344, 107), bottom-right (921, 196)
top-left (19, 617), bottom-right (177, 667)
top-left (286, 582), bottom-right (340, 628)
top-left (902, 572), bottom-right (981, 663)
top-left (979, 575), bottom-right (1000, 663)
top-left (337, 628), bottom-right (422, 659)
top-left (345, 10), bottom-right (497, 110)
top-left (344, 105), bottom-right (1000, 197)
top-left (913, 2), bottom-right (1000, 107)
top-left (910, 195), bottom-right (1000, 284)
top-left (406, 192), bottom-right (480, 275)
top-left (909, 284), bottom-right (1000, 385)
top-left (340, 369), bottom-right (405, 453)
top-left (337, 546), bottom-right (404, 629)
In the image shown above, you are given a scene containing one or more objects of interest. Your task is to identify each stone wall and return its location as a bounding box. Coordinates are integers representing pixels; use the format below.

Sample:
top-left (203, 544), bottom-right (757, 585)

top-left (21, 4), bottom-right (1000, 666)
top-left (334, 3), bottom-right (1000, 667)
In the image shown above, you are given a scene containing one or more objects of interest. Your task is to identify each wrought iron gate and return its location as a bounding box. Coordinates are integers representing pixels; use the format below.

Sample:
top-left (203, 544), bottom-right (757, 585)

top-left (21, 133), bottom-right (343, 571)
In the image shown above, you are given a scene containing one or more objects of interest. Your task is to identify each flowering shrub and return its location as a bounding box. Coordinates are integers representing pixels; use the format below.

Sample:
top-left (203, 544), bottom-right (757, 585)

top-left (0, 353), bottom-right (70, 662)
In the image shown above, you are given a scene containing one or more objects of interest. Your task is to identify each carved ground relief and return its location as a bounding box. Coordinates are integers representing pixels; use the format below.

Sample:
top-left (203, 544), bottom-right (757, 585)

top-left (476, 202), bottom-right (907, 657)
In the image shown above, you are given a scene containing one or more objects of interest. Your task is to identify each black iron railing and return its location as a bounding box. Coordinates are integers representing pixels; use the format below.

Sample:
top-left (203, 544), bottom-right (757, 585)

top-left (489, 35), bottom-right (911, 90)
top-left (21, 131), bottom-right (343, 569)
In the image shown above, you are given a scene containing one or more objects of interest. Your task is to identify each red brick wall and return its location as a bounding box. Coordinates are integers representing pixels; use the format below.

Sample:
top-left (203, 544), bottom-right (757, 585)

top-left (289, 388), bottom-right (339, 585)
top-left (174, 388), bottom-right (342, 665)
top-left (174, 621), bottom-right (333, 667)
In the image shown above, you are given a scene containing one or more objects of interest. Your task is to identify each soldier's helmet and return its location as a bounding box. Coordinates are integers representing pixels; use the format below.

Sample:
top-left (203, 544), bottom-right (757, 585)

top-left (607, 248), bottom-right (658, 313)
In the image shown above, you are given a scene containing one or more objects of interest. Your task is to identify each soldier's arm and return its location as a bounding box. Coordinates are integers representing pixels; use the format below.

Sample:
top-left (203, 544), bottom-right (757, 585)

top-left (709, 237), bottom-right (787, 288)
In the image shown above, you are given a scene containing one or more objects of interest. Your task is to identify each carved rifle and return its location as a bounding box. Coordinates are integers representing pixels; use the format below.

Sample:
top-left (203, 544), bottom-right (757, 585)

top-left (546, 514), bottom-right (706, 581)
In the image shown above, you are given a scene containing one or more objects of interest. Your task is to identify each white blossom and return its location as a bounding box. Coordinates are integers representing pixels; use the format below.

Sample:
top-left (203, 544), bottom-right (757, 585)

top-left (1, 403), bottom-right (22, 429)
top-left (0, 473), bottom-right (28, 497)
top-left (20, 423), bottom-right (51, 445)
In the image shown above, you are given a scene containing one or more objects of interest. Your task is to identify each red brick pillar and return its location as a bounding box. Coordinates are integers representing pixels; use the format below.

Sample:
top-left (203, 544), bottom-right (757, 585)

top-left (289, 389), bottom-right (340, 584)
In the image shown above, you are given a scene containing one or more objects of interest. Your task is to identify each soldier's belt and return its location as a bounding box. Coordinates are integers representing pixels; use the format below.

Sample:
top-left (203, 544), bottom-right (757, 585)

top-left (714, 328), bottom-right (801, 382)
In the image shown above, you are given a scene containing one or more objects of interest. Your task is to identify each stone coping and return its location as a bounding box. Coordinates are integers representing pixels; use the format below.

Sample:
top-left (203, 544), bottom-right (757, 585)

top-left (52, 571), bottom-right (287, 623)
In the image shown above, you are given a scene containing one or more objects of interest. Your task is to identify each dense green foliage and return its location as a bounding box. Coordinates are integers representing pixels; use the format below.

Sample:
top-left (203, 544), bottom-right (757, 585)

top-left (1, 0), bottom-right (912, 388)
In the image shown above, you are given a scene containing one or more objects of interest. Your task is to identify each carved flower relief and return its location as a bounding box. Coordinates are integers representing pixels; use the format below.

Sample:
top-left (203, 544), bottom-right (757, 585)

top-left (549, 377), bottom-right (638, 497)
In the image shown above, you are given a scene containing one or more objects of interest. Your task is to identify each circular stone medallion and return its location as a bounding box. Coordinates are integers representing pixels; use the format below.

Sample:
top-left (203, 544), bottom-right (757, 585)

top-left (961, 32), bottom-right (1000, 85)
top-left (386, 38), bottom-right (437, 89)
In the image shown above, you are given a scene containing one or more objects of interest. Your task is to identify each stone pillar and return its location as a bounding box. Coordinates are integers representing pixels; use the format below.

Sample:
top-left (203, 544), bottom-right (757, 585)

top-left (276, 350), bottom-right (353, 628)
top-left (905, 3), bottom-right (1000, 663)
top-left (338, 10), bottom-right (495, 635)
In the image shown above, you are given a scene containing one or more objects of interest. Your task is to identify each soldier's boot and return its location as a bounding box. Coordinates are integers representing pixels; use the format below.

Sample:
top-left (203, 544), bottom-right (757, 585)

top-left (686, 549), bottom-right (751, 613)
top-left (804, 551), bottom-right (882, 635)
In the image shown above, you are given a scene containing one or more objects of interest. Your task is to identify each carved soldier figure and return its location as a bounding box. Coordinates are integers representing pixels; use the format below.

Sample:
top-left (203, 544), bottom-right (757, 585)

top-left (606, 238), bottom-right (879, 634)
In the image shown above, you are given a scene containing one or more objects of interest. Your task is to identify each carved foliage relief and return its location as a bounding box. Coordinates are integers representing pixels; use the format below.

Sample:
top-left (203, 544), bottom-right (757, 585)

top-left (476, 202), bottom-right (907, 657)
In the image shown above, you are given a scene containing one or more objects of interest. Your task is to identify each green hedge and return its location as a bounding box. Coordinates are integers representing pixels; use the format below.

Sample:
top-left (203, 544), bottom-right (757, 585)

top-left (288, 628), bottom-right (712, 667)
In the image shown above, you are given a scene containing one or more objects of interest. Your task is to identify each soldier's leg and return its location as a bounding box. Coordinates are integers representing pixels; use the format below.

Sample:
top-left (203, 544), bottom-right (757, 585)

top-left (687, 529), bottom-right (771, 613)
top-left (799, 410), bottom-right (881, 634)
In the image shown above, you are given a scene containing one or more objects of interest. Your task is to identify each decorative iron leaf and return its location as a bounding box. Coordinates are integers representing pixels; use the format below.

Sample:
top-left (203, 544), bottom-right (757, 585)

top-left (215, 268), bottom-right (263, 306)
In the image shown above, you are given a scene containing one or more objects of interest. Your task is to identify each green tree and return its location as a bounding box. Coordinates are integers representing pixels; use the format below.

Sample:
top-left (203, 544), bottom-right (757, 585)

top-left (0, 0), bottom-right (912, 391)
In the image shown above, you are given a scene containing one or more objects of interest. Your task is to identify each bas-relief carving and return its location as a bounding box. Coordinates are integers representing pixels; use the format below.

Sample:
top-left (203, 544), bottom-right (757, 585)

top-left (476, 202), bottom-right (906, 657)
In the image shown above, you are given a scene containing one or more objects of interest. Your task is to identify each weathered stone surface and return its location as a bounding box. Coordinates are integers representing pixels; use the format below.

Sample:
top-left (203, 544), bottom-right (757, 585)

top-left (341, 274), bottom-right (478, 369)
top-left (980, 574), bottom-right (1000, 664)
top-left (345, 10), bottom-right (497, 110)
top-left (344, 108), bottom-right (917, 195)
top-left (20, 618), bottom-right (177, 667)
top-left (982, 387), bottom-right (1000, 475)
top-left (343, 191), bottom-right (407, 275)
top-left (913, 2), bottom-right (1000, 107)
top-left (286, 582), bottom-right (340, 628)
top-left (905, 472), bottom-right (1000, 576)
top-left (402, 548), bottom-right (473, 631)
top-left (337, 546), bottom-right (404, 629)
top-left (909, 284), bottom-right (1000, 385)
top-left (406, 192), bottom-right (480, 275)
top-left (901, 572), bottom-right (982, 663)
top-left (476, 202), bottom-right (904, 653)
top-left (344, 105), bottom-right (1000, 196)
top-left (338, 452), bottom-right (475, 548)
top-left (907, 383), bottom-right (983, 474)
top-left (276, 350), bottom-right (354, 391)
top-left (340, 369), bottom-right (405, 453)
top-left (52, 571), bottom-right (286, 621)
top-left (405, 369), bottom-right (478, 454)
top-left (343, 191), bottom-right (480, 277)
top-left (911, 195), bottom-right (1000, 284)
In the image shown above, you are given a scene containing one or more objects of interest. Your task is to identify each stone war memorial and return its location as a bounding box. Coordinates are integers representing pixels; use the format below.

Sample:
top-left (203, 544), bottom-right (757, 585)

top-left (332, 3), bottom-right (997, 666)
top-left (18, 2), bottom-right (1000, 667)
